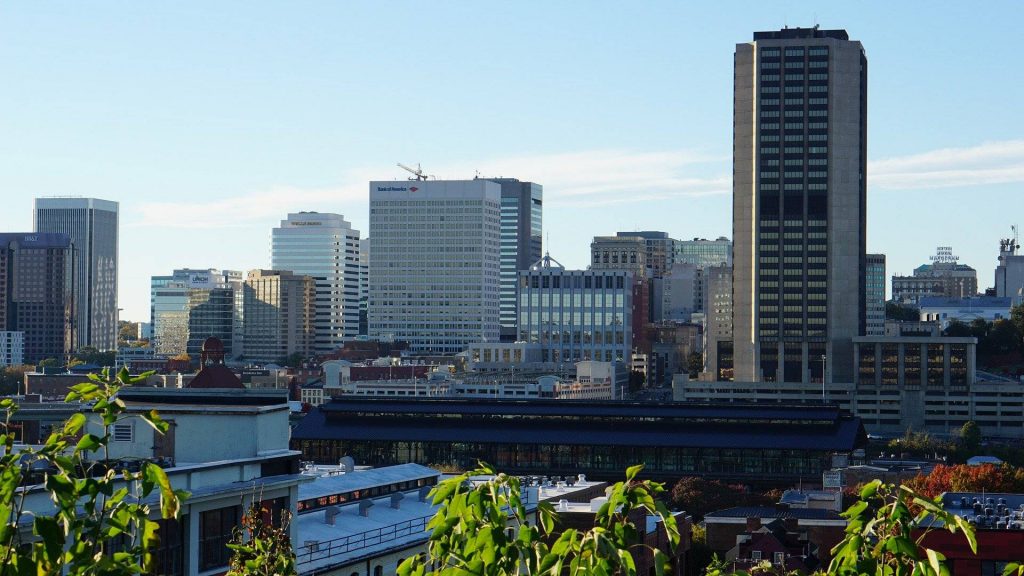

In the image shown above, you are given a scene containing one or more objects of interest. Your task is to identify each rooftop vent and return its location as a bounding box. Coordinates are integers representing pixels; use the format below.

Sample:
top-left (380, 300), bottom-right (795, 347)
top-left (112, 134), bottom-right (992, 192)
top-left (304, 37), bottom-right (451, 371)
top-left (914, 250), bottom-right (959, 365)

top-left (391, 493), bottom-right (405, 510)
top-left (324, 506), bottom-right (341, 526)
top-left (418, 486), bottom-right (431, 502)
top-left (359, 500), bottom-right (374, 517)
top-left (339, 456), bottom-right (355, 472)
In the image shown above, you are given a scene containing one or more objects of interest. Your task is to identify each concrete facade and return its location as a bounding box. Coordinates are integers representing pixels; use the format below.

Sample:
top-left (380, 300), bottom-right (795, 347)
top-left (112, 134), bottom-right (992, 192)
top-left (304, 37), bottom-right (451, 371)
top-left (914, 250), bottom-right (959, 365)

top-left (242, 269), bottom-right (316, 363)
top-left (272, 212), bottom-right (362, 353)
top-left (368, 180), bottom-right (501, 354)
top-left (733, 28), bottom-right (867, 385)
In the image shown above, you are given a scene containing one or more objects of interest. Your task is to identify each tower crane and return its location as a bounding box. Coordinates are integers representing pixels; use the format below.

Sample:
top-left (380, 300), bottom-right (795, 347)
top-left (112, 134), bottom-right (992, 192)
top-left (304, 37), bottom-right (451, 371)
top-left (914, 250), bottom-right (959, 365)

top-left (397, 162), bottom-right (431, 181)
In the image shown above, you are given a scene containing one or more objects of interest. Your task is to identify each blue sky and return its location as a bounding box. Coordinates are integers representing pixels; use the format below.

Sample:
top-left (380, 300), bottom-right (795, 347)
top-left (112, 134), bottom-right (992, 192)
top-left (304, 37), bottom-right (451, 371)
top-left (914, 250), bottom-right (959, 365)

top-left (1, 1), bottom-right (1022, 321)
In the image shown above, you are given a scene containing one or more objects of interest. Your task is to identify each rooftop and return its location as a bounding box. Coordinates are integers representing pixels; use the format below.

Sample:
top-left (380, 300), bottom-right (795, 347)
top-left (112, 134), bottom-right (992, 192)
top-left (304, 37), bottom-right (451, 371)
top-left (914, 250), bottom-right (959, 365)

top-left (918, 296), bottom-right (1012, 308)
top-left (753, 27), bottom-right (850, 41)
top-left (705, 507), bottom-right (843, 521)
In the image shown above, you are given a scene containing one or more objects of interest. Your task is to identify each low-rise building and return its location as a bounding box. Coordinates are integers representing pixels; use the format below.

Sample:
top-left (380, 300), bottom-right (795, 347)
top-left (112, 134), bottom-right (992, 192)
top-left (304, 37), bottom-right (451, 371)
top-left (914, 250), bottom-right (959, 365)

top-left (292, 400), bottom-right (867, 483)
top-left (705, 508), bottom-right (846, 567)
top-left (292, 463), bottom-right (629, 576)
top-left (917, 492), bottom-right (1024, 576)
top-left (919, 296), bottom-right (1012, 328)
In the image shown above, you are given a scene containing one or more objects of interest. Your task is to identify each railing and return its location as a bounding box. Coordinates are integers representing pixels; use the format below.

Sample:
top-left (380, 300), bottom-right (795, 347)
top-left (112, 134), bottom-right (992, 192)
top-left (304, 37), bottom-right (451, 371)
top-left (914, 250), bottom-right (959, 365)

top-left (295, 487), bottom-right (534, 568)
top-left (295, 514), bottom-right (432, 568)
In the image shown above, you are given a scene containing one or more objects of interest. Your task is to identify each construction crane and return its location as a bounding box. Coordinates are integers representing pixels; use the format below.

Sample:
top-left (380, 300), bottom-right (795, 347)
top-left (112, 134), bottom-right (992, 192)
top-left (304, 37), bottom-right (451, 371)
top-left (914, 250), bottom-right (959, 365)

top-left (397, 162), bottom-right (430, 181)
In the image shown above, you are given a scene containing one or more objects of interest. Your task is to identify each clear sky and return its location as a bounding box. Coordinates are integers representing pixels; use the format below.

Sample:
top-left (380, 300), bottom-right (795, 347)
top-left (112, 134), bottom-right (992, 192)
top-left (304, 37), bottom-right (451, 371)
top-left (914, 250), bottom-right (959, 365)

top-left (1, 1), bottom-right (1022, 321)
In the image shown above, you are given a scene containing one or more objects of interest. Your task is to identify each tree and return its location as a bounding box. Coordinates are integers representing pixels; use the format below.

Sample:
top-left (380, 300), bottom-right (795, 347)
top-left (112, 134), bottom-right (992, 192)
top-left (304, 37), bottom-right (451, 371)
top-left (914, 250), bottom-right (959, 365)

top-left (687, 353), bottom-right (703, 379)
top-left (38, 357), bottom-right (60, 369)
top-left (628, 369), bottom-right (646, 392)
top-left (989, 319), bottom-right (1022, 356)
top-left (1012, 304), bottom-right (1024, 349)
top-left (822, 480), bottom-right (975, 576)
top-left (886, 301), bottom-right (920, 322)
top-left (118, 320), bottom-right (139, 345)
top-left (226, 504), bottom-right (296, 576)
top-left (670, 477), bottom-right (780, 522)
top-left (397, 463), bottom-right (679, 576)
top-left (72, 346), bottom-right (116, 368)
top-left (943, 320), bottom-right (972, 338)
top-left (0, 368), bottom-right (188, 574)
top-left (0, 365), bottom-right (32, 396)
top-left (959, 421), bottom-right (982, 453)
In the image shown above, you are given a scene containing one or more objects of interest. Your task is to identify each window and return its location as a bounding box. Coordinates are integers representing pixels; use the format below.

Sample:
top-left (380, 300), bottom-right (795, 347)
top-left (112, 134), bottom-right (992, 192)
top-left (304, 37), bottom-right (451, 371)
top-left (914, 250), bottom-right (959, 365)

top-left (113, 423), bottom-right (133, 442)
top-left (752, 551), bottom-right (762, 561)
top-left (774, 552), bottom-right (785, 565)
top-left (200, 506), bottom-right (240, 571)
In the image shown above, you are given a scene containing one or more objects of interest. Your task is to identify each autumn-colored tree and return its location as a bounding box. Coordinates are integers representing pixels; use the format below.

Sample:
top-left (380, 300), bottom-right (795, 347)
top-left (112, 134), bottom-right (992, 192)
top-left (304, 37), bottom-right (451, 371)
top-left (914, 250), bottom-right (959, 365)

top-left (670, 477), bottom-right (781, 521)
top-left (903, 463), bottom-right (1024, 499)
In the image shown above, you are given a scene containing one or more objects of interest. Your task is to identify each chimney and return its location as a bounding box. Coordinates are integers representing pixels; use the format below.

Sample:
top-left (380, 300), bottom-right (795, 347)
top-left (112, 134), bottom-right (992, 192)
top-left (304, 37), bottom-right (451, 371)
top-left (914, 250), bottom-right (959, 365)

top-left (784, 518), bottom-right (799, 533)
top-left (418, 486), bottom-right (432, 502)
top-left (324, 506), bottom-right (341, 526)
top-left (391, 493), bottom-right (405, 510)
top-left (746, 517), bottom-right (762, 532)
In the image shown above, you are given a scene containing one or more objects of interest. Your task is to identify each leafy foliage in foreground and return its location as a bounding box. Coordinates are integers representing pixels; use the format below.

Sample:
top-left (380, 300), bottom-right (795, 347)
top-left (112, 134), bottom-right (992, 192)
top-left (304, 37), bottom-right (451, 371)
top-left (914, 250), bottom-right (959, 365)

top-left (226, 504), bottom-right (297, 576)
top-left (397, 463), bottom-right (680, 576)
top-left (0, 368), bottom-right (188, 575)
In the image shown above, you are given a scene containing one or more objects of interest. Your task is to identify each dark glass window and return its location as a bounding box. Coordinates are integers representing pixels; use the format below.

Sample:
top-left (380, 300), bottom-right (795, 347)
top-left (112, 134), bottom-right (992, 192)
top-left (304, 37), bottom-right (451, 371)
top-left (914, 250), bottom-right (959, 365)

top-left (200, 506), bottom-right (240, 571)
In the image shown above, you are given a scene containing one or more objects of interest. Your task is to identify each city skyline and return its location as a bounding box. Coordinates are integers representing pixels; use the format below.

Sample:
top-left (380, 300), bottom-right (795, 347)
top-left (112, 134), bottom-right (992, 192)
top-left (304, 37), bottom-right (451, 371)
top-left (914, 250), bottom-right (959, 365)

top-left (2, 2), bottom-right (1022, 321)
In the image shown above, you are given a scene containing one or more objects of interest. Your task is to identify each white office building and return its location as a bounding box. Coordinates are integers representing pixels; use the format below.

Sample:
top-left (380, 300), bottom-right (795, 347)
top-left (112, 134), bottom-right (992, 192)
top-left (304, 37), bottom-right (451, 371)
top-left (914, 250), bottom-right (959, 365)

top-left (272, 213), bottom-right (362, 354)
top-left (369, 180), bottom-right (501, 354)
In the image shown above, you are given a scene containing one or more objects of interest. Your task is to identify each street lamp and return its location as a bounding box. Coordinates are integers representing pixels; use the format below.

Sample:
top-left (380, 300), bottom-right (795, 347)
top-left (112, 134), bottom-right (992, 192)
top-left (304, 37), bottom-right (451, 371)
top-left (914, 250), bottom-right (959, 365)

top-left (820, 354), bottom-right (827, 404)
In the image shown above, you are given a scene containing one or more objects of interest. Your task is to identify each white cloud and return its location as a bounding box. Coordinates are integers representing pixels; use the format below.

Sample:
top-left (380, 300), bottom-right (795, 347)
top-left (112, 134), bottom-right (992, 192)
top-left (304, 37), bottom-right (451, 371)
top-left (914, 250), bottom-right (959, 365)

top-left (870, 140), bottom-right (1024, 190)
top-left (130, 149), bottom-right (731, 226)
top-left (129, 139), bottom-right (1024, 229)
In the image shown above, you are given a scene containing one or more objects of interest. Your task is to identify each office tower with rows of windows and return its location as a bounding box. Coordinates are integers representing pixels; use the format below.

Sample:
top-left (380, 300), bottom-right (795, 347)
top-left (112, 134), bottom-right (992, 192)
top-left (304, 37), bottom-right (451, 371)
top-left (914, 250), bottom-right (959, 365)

top-left (733, 27), bottom-right (867, 384)
top-left (866, 253), bottom-right (886, 336)
top-left (518, 253), bottom-right (634, 364)
top-left (369, 180), bottom-right (501, 354)
top-left (272, 212), bottom-right (362, 354)
top-left (149, 269), bottom-right (242, 358)
top-left (0, 233), bottom-right (74, 364)
top-left (489, 178), bottom-right (542, 342)
top-left (242, 269), bottom-right (315, 364)
top-left (33, 197), bottom-right (118, 352)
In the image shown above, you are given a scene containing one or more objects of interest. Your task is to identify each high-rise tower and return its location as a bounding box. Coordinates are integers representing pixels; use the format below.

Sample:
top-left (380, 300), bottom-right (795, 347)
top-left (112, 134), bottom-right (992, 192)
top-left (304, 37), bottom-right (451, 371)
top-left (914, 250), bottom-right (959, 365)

top-left (33, 197), bottom-right (119, 352)
top-left (272, 212), bottom-right (362, 354)
top-left (369, 179), bottom-right (501, 354)
top-left (732, 27), bottom-right (867, 384)
top-left (487, 179), bottom-right (542, 342)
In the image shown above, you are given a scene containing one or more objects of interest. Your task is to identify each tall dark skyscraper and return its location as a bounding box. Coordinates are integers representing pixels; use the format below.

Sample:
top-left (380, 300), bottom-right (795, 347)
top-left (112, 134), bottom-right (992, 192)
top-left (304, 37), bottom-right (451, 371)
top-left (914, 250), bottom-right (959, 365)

top-left (33, 198), bottom-right (119, 352)
top-left (732, 27), bottom-right (867, 384)
top-left (487, 178), bottom-right (543, 342)
top-left (0, 233), bottom-right (74, 363)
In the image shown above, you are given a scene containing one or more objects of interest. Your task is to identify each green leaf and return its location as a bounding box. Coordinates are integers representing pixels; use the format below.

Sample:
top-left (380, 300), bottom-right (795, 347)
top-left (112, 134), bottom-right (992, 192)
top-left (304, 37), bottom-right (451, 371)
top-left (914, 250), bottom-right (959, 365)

top-left (63, 413), bottom-right (87, 436)
top-left (140, 409), bottom-right (169, 434)
top-left (625, 463), bottom-right (644, 481)
top-left (860, 479), bottom-right (881, 500)
top-left (143, 462), bottom-right (180, 519)
top-left (926, 548), bottom-right (946, 575)
top-left (75, 433), bottom-right (104, 453)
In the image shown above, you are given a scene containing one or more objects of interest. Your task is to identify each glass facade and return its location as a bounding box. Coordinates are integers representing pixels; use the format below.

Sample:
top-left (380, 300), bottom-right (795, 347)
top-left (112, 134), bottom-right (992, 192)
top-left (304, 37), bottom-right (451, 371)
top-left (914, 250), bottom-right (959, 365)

top-left (517, 267), bottom-right (633, 363)
top-left (493, 180), bottom-right (542, 340)
top-left (296, 439), bottom-right (830, 481)
top-left (33, 198), bottom-right (119, 352)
